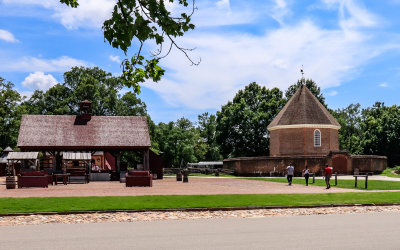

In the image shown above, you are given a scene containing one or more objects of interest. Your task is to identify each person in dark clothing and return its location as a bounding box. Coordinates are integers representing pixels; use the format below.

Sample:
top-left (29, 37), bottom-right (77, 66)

top-left (303, 166), bottom-right (310, 186)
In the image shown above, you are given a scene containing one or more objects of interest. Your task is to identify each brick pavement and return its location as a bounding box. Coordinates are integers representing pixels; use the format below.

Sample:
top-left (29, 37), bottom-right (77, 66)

top-left (0, 177), bottom-right (365, 198)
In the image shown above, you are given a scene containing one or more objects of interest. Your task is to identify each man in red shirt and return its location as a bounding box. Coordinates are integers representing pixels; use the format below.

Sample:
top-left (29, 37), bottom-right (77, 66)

top-left (324, 164), bottom-right (333, 189)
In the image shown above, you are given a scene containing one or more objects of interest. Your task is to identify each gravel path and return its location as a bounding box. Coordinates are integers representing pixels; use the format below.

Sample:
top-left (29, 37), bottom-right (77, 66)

top-left (1, 206), bottom-right (400, 226)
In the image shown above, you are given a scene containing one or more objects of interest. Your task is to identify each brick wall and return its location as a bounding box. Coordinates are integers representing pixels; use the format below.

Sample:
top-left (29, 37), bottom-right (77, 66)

top-left (352, 155), bottom-right (387, 172)
top-left (269, 127), bottom-right (339, 156)
top-left (223, 153), bottom-right (386, 176)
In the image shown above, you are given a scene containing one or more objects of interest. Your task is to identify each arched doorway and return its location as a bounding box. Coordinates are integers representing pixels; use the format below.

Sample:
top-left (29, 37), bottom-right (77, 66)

top-left (332, 155), bottom-right (347, 174)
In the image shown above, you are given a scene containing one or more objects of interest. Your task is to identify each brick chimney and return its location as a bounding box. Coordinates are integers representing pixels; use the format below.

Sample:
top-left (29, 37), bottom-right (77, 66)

top-left (79, 100), bottom-right (92, 121)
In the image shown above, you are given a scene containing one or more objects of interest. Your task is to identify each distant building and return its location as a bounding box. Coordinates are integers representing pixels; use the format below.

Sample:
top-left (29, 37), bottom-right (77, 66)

top-left (224, 85), bottom-right (387, 176)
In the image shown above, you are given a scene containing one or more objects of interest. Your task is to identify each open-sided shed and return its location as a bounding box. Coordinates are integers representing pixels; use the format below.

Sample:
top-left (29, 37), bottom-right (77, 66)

top-left (17, 109), bottom-right (151, 172)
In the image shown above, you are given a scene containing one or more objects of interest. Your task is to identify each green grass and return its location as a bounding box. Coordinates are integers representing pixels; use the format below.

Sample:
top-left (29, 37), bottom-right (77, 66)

top-left (379, 166), bottom-right (400, 178)
top-left (244, 177), bottom-right (400, 190)
top-left (0, 192), bottom-right (400, 214)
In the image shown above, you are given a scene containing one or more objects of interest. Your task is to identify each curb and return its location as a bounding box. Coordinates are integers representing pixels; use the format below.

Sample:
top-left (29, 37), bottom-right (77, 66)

top-left (1, 202), bottom-right (400, 217)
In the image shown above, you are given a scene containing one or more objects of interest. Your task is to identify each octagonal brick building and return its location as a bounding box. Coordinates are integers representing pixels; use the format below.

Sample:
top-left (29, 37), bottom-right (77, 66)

top-left (223, 84), bottom-right (387, 176)
top-left (267, 84), bottom-right (340, 156)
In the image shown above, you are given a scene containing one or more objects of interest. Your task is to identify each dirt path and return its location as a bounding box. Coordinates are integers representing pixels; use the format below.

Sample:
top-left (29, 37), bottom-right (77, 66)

top-left (0, 177), bottom-right (367, 198)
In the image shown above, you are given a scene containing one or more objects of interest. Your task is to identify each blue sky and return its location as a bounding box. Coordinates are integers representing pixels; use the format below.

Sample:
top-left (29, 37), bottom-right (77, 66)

top-left (1, 0), bottom-right (400, 123)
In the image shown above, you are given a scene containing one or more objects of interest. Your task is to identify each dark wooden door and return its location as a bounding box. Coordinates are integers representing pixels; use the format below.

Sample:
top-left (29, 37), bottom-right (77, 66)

top-left (332, 156), bottom-right (347, 174)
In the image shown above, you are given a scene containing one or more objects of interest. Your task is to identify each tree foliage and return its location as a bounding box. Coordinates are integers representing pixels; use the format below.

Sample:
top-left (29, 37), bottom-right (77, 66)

top-left (60, 0), bottom-right (197, 93)
top-left (0, 78), bottom-right (25, 150)
top-left (154, 118), bottom-right (206, 167)
top-left (332, 103), bottom-right (363, 154)
top-left (197, 112), bottom-right (222, 161)
top-left (361, 102), bottom-right (400, 166)
top-left (285, 78), bottom-right (326, 106)
top-left (216, 82), bottom-right (285, 158)
top-left (23, 66), bottom-right (147, 117)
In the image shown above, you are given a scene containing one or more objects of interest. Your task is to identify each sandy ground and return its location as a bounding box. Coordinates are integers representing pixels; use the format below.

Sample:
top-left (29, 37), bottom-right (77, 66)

top-left (0, 176), bottom-right (370, 198)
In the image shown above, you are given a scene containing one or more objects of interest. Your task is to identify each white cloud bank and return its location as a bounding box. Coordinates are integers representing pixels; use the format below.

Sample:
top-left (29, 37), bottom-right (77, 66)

top-left (2, 0), bottom-right (115, 29)
top-left (22, 71), bottom-right (58, 90)
top-left (0, 29), bottom-right (18, 43)
top-left (143, 0), bottom-right (394, 110)
top-left (1, 56), bottom-right (88, 72)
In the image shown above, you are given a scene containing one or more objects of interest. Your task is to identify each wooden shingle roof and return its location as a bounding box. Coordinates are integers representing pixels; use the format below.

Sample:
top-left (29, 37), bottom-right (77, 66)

top-left (18, 115), bottom-right (151, 151)
top-left (267, 85), bottom-right (340, 130)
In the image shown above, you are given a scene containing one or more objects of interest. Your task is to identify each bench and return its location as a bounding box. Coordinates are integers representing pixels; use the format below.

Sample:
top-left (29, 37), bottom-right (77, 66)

top-left (67, 169), bottom-right (89, 183)
top-left (353, 175), bottom-right (369, 189)
top-left (17, 171), bottom-right (52, 188)
top-left (126, 171), bottom-right (153, 187)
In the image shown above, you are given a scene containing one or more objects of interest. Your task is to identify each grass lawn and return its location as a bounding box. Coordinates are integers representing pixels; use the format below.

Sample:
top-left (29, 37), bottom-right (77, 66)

top-left (0, 192), bottom-right (400, 214)
top-left (379, 166), bottom-right (400, 178)
top-left (245, 177), bottom-right (400, 190)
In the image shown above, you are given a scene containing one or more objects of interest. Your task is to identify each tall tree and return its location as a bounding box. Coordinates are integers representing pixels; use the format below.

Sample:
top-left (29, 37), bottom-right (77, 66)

top-left (332, 103), bottom-right (363, 154)
top-left (285, 78), bottom-right (326, 106)
top-left (197, 112), bottom-right (222, 161)
top-left (0, 78), bottom-right (25, 150)
top-left (361, 102), bottom-right (400, 166)
top-left (23, 66), bottom-right (147, 118)
top-left (154, 118), bottom-right (206, 167)
top-left (60, 0), bottom-right (198, 93)
top-left (216, 82), bottom-right (285, 158)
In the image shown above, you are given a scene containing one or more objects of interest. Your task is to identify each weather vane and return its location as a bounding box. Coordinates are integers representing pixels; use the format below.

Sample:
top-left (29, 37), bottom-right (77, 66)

top-left (300, 65), bottom-right (305, 85)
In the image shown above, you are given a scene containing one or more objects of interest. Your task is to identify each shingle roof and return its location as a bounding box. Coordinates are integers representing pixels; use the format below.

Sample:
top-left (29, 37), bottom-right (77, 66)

top-left (18, 115), bottom-right (151, 150)
top-left (267, 85), bottom-right (340, 130)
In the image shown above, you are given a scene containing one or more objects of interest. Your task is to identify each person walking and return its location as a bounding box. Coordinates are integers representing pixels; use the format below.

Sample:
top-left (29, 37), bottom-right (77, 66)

top-left (287, 163), bottom-right (294, 186)
top-left (324, 164), bottom-right (333, 189)
top-left (303, 166), bottom-right (310, 186)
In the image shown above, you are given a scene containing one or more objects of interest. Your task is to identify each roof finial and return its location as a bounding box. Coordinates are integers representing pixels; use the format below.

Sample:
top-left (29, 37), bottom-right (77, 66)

top-left (300, 65), bottom-right (305, 85)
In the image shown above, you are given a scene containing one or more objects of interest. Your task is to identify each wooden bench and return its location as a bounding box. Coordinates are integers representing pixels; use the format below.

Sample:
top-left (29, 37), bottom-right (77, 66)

top-left (353, 175), bottom-right (369, 189)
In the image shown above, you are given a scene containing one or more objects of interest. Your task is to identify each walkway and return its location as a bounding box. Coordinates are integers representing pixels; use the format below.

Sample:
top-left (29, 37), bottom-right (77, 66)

top-left (0, 176), bottom-right (368, 198)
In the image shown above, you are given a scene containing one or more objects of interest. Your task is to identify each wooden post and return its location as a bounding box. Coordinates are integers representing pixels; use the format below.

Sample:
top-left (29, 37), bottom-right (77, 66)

top-left (312, 173), bottom-right (315, 184)
top-left (365, 175), bottom-right (368, 189)
top-left (143, 149), bottom-right (150, 171)
top-left (335, 172), bottom-right (337, 186)
top-left (355, 176), bottom-right (358, 188)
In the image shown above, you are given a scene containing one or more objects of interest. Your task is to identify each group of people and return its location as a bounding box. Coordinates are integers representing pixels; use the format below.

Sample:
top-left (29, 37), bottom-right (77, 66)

top-left (286, 163), bottom-right (333, 189)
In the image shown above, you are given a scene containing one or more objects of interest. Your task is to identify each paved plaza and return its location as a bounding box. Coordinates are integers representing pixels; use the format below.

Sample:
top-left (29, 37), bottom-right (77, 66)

top-left (0, 176), bottom-right (372, 198)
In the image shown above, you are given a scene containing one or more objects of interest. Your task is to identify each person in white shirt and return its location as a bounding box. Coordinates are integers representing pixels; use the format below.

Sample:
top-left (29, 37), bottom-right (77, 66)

top-left (287, 163), bottom-right (294, 186)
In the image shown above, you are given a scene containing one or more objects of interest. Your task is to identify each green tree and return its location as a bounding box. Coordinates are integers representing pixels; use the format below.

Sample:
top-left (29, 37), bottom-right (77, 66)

top-left (361, 102), bottom-right (400, 166)
top-left (60, 0), bottom-right (197, 93)
top-left (197, 112), bottom-right (222, 161)
top-left (154, 117), bottom-right (205, 167)
top-left (216, 82), bottom-right (285, 158)
top-left (0, 77), bottom-right (25, 150)
top-left (332, 103), bottom-right (363, 154)
top-left (23, 67), bottom-right (148, 118)
top-left (285, 78), bottom-right (326, 106)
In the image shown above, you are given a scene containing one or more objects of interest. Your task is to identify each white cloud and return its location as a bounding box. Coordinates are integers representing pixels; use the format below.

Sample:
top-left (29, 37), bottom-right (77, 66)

top-left (144, 17), bottom-right (391, 109)
top-left (2, 0), bottom-right (115, 29)
top-left (327, 90), bottom-right (338, 96)
top-left (271, 0), bottom-right (291, 25)
top-left (0, 29), bottom-right (18, 43)
top-left (379, 82), bottom-right (388, 87)
top-left (322, 0), bottom-right (379, 30)
top-left (109, 55), bottom-right (121, 63)
top-left (22, 72), bottom-right (58, 90)
top-left (193, 1), bottom-right (260, 27)
top-left (1, 56), bottom-right (88, 72)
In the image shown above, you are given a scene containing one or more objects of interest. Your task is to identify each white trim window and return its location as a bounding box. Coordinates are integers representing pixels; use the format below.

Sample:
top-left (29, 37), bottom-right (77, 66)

top-left (314, 129), bottom-right (321, 147)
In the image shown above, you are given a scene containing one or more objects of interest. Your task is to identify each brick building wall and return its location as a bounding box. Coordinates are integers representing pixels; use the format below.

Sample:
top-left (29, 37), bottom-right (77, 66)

top-left (269, 127), bottom-right (339, 156)
top-left (223, 154), bottom-right (387, 176)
